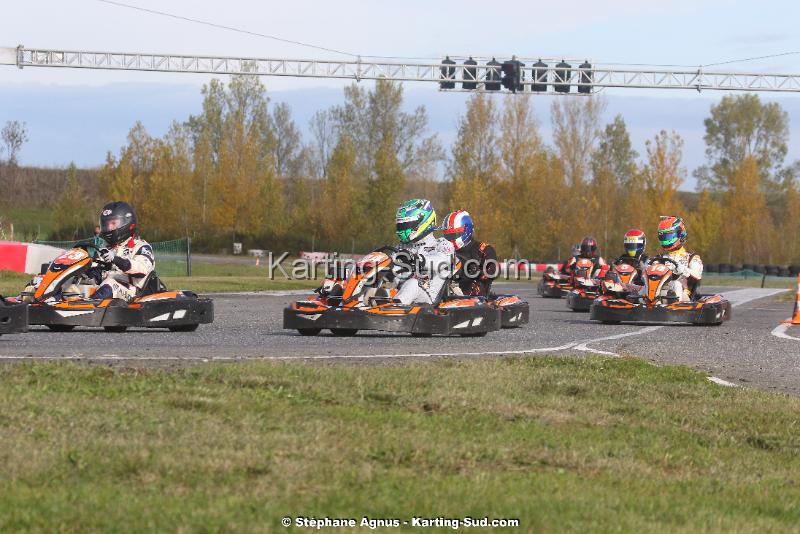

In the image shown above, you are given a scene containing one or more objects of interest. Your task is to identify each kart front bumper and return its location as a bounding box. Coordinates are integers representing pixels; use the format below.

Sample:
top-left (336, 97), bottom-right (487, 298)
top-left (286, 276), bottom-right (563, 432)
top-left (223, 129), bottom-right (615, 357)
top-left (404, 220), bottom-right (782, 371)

top-left (590, 297), bottom-right (731, 325)
top-left (284, 303), bottom-right (502, 336)
top-left (566, 290), bottom-right (598, 312)
top-left (0, 301), bottom-right (28, 335)
top-left (28, 297), bottom-right (214, 329)
top-left (537, 279), bottom-right (568, 298)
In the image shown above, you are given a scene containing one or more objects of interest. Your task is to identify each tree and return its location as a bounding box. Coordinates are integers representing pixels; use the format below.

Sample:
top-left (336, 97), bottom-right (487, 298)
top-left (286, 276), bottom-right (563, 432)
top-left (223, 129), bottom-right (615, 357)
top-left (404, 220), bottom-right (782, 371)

top-left (721, 157), bottom-right (773, 263)
top-left (53, 163), bottom-right (92, 239)
top-left (697, 94), bottom-right (788, 190)
top-left (634, 130), bottom-right (685, 231)
top-left (320, 136), bottom-right (360, 250)
top-left (550, 96), bottom-right (607, 188)
top-left (448, 93), bottom-right (502, 244)
top-left (1, 120), bottom-right (29, 166)
top-left (688, 189), bottom-right (723, 262)
top-left (590, 115), bottom-right (639, 253)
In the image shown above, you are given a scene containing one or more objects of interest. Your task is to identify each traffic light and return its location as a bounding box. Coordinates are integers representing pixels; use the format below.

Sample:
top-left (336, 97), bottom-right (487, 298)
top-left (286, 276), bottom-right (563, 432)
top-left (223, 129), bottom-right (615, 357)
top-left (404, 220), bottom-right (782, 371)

top-left (439, 56), bottom-right (456, 89)
top-left (462, 57), bottom-right (477, 90)
top-left (485, 58), bottom-right (501, 91)
top-left (501, 59), bottom-right (521, 92)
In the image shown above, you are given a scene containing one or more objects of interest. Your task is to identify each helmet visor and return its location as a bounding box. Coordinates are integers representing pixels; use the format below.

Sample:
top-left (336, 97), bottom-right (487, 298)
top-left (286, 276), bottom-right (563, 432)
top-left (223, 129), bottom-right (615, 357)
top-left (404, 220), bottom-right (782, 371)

top-left (101, 215), bottom-right (126, 233)
top-left (658, 230), bottom-right (680, 247)
top-left (624, 242), bottom-right (643, 257)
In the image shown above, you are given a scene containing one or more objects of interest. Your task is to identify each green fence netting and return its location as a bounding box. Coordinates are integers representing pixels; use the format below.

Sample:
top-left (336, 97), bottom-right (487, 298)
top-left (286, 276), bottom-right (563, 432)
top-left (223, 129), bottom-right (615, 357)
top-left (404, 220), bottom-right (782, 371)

top-left (34, 237), bottom-right (191, 277)
top-left (703, 269), bottom-right (797, 289)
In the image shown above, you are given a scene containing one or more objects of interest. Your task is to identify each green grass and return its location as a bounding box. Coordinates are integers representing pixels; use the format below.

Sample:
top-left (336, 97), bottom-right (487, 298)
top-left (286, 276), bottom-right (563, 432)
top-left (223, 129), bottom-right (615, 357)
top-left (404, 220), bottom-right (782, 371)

top-left (0, 205), bottom-right (54, 241)
top-left (0, 271), bottom-right (31, 296)
top-left (162, 276), bottom-right (317, 293)
top-left (1, 357), bottom-right (799, 531)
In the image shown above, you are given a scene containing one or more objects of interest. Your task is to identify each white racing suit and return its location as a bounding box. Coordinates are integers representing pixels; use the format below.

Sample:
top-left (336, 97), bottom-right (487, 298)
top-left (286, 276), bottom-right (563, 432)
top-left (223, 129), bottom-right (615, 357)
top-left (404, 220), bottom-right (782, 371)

top-left (394, 233), bottom-right (455, 305)
top-left (639, 248), bottom-right (703, 302)
top-left (97, 237), bottom-right (156, 301)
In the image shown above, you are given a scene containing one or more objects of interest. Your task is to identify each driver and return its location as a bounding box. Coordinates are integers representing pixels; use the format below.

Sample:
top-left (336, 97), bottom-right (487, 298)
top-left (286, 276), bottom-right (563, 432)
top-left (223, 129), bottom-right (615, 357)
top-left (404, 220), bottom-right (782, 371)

top-left (440, 210), bottom-right (498, 297)
top-left (656, 216), bottom-right (702, 302)
top-left (561, 236), bottom-right (608, 277)
top-left (394, 199), bottom-right (454, 305)
top-left (613, 229), bottom-right (649, 285)
top-left (91, 201), bottom-right (155, 301)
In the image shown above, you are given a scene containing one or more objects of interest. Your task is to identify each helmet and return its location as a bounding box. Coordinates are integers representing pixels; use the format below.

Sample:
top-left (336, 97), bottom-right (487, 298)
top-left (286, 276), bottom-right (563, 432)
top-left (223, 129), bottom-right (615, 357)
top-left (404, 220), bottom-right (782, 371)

top-left (657, 216), bottom-right (686, 252)
top-left (99, 201), bottom-right (137, 246)
top-left (396, 199), bottom-right (436, 244)
top-left (579, 236), bottom-right (598, 258)
top-left (441, 210), bottom-right (474, 250)
top-left (623, 229), bottom-right (646, 260)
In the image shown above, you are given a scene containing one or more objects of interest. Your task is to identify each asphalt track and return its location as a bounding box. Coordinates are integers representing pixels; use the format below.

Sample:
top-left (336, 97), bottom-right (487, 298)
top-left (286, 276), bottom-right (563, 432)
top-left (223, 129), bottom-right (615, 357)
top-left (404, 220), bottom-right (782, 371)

top-left (1, 284), bottom-right (798, 395)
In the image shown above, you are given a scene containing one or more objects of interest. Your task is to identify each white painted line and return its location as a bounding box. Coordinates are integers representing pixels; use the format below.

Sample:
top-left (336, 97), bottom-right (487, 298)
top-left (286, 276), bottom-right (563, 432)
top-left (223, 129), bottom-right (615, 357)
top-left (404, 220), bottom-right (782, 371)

top-left (205, 290), bottom-right (312, 297)
top-left (707, 376), bottom-right (738, 387)
top-left (572, 326), bottom-right (664, 356)
top-left (772, 321), bottom-right (800, 341)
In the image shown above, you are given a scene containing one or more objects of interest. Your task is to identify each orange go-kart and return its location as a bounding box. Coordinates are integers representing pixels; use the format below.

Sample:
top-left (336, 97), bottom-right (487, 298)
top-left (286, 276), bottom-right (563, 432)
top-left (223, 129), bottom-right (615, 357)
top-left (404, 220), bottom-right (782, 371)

top-left (21, 239), bottom-right (213, 332)
top-left (565, 258), bottom-right (604, 312)
top-left (450, 258), bottom-right (529, 328)
top-left (283, 246), bottom-right (503, 337)
top-left (0, 295), bottom-right (28, 336)
top-left (590, 256), bottom-right (731, 325)
top-left (537, 266), bottom-right (572, 298)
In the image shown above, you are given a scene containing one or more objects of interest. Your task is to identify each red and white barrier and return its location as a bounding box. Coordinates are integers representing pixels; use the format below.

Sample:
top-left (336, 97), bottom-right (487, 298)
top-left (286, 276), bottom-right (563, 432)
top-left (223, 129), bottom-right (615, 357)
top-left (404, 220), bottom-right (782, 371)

top-left (0, 241), bottom-right (65, 275)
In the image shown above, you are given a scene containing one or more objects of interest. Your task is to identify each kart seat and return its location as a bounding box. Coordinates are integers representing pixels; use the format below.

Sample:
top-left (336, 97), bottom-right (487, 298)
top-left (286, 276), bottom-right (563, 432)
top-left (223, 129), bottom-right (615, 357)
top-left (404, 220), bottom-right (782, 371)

top-left (137, 271), bottom-right (168, 297)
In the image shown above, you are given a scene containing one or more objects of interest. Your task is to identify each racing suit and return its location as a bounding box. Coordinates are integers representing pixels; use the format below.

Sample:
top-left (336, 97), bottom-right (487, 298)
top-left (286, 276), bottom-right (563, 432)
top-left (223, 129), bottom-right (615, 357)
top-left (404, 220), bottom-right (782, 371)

top-left (395, 233), bottom-right (455, 305)
top-left (663, 247), bottom-right (702, 302)
top-left (452, 240), bottom-right (498, 297)
top-left (95, 237), bottom-right (156, 301)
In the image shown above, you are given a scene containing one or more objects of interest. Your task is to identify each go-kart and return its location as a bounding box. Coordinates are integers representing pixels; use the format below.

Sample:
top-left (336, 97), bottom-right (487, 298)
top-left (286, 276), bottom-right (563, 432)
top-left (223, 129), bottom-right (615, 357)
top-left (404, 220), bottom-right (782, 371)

top-left (607, 259), bottom-right (639, 285)
top-left (0, 295), bottom-right (28, 336)
top-left (537, 267), bottom-right (571, 298)
top-left (283, 246), bottom-right (503, 337)
top-left (21, 239), bottom-right (213, 332)
top-left (590, 256), bottom-right (731, 325)
top-left (566, 258), bottom-right (603, 312)
top-left (450, 258), bottom-right (529, 328)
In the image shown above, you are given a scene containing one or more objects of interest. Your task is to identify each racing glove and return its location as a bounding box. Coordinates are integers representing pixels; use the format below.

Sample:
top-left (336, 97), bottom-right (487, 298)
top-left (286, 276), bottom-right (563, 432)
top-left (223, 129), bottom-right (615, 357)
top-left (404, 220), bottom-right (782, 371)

top-left (98, 248), bottom-right (116, 264)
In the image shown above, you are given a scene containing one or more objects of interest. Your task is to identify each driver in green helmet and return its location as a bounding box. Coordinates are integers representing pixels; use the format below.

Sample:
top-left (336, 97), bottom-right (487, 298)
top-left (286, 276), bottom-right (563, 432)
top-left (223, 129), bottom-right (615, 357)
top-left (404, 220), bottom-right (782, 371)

top-left (394, 199), bottom-right (455, 305)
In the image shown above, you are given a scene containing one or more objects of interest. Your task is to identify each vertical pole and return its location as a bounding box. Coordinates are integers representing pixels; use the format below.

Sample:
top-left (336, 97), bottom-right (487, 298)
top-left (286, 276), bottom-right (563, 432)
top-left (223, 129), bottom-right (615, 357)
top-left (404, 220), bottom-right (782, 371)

top-left (186, 237), bottom-right (192, 277)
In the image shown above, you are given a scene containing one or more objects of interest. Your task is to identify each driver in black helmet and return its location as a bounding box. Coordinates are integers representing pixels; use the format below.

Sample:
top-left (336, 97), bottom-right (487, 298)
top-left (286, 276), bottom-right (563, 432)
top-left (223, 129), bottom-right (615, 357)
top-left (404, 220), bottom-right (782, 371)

top-left (91, 201), bottom-right (155, 301)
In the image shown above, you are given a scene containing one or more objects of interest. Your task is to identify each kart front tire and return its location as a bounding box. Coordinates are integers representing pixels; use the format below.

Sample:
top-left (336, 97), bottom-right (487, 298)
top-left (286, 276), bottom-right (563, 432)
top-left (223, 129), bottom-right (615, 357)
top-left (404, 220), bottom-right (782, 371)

top-left (169, 324), bottom-right (199, 332)
top-left (601, 320), bottom-right (621, 325)
top-left (297, 328), bottom-right (322, 336)
top-left (47, 325), bottom-right (75, 332)
top-left (412, 332), bottom-right (432, 338)
top-left (460, 331), bottom-right (487, 337)
top-left (104, 326), bottom-right (128, 333)
top-left (331, 328), bottom-right (358, 337)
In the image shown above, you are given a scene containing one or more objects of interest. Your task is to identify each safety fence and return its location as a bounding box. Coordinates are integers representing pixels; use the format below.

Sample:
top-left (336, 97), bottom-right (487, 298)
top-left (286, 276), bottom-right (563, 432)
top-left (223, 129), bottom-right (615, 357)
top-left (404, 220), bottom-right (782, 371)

top-left (34, 237), bottom-right (191, 277)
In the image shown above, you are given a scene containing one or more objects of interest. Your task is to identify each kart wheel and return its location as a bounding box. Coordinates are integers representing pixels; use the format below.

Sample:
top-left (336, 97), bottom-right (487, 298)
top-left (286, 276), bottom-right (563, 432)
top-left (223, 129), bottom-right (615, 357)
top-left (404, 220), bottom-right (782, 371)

top-left (297, 328), bottom-right (322, 336)
top-left (412, 333), bottom-right (432, 338)
top-left (47, 325), bottom-right (75, 332)
top-left (460, 331), bottom-right (487, 337)
top-left (601, 320), bottom-right (621, 325)
top-left (169, 324), bottom-right (199, 332)
top-left (331, 328), bottom-right (358, 337)
top-left (104, 326), bottom-right (128, 333)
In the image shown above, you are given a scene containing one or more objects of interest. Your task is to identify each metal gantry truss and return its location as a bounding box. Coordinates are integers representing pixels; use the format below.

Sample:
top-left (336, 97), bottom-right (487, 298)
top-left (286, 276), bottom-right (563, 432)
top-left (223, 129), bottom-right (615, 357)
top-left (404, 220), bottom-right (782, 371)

top-left (4, 45), bottom-right (800, 94)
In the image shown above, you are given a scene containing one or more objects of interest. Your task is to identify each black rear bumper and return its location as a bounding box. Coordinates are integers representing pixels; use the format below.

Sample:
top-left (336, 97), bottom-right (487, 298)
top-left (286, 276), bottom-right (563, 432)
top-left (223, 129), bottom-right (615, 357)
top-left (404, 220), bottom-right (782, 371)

top-left (590, 298), bottom-right (731, 325)
top-left (29, 298), bottom-right (214, 329)
top-left (284, 304), bottom-right (502, 336)
top-left (537, 279), bottom-right (567, 298)
top-left (0, 302), bottom-right (28, 335)
top-left (566, 291), bottom-right (597, 312)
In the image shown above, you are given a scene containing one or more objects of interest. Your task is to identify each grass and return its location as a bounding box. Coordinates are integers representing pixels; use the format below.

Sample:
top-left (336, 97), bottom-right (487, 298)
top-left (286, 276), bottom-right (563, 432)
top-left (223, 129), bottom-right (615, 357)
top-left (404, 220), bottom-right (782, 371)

top-left (0, 271), bottom-right (31, 296)
top-left (1, 357), bottom-right (799, 531)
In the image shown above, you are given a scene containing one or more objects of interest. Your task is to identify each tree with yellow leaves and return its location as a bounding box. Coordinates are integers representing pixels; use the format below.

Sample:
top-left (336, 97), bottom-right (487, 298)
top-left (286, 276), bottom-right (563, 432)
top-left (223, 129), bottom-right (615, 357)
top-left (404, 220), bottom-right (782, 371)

top-left (633, 130), bottom-right (685, 233)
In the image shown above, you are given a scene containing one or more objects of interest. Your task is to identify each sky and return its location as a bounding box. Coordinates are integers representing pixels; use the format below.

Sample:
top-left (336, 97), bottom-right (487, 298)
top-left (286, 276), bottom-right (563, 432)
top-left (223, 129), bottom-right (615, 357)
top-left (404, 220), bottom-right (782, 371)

top-left (2, 0), bottom-right (800, 190)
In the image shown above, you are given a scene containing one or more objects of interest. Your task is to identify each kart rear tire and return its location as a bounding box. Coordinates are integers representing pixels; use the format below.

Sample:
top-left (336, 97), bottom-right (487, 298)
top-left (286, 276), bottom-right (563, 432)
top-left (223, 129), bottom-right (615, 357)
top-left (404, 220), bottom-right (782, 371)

top-left (331, 328), bottom-right (358, 337)
top-left (412, 332), bottom-right (432, 338)
top-left (297, 328), bottom-right (322, 336)
top-left (104, 326), bottom-right (128, 333)
top-left (601, 320), bottom-right (621, 325)
top-left (47, 325), bottom-right (75, 332)
top-left (460, 331), bottom-right (487, 337)
top-left (169, 324), bottom-right (199, 332)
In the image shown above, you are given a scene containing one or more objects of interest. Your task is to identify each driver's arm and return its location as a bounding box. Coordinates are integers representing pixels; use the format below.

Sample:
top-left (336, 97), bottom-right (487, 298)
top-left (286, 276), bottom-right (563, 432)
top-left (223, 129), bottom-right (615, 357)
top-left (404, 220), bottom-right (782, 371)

top-left (688, 254), bottom-right (703, 280)
top-left (114, 244), bottom-right (155, 278)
